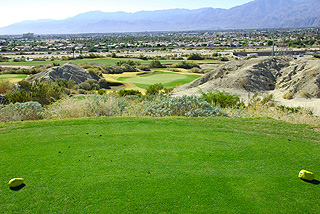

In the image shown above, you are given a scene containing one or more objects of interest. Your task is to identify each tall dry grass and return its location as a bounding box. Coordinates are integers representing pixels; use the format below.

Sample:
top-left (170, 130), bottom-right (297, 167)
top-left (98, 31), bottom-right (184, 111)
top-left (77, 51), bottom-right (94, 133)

top-left (227, 104), bottom-right (320, 127)
top-left (48, 94), bottom-right (127, 119)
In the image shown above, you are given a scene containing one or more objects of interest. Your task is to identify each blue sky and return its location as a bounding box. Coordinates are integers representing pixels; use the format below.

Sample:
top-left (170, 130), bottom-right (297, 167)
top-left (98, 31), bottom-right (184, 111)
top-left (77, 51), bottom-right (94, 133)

top-left (0, 0), bottom-right (253, 27)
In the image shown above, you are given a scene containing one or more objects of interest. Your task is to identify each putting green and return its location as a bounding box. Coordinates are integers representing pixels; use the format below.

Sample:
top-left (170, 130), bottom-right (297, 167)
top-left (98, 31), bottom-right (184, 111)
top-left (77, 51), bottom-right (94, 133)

top-left (118, 72), bottom-right (201, 89)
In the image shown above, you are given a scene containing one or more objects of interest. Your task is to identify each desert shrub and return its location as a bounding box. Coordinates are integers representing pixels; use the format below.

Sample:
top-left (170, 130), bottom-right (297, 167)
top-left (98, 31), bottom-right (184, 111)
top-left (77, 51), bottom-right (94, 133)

top-left (248, 92), bottom-right (274, 107)
top-left (260, 94), bottom-right (275, 106)
top-left (144, 95), bottom-right (227, 117)
top-left (55, 79), bottom-right (76, 89)
top-left (7, 79), bottom-right (66, 105)
top-left (201, 89), bottom-right (244, 108)
top-left (138, 54), bottom-right (148, 60)
top-left (164, 87), bottom-right (174, 93)
top-left (49, 94), bottom-right (128, 119)
top-left (299, 90), bottom-right (309, 98)
top-left (116, 60), bottom-right (140, 67)
top-left (138, 65), bottom-right (151, 71)
top-left (276, 105), bottom-right (303, 114)
top-left (191, 67), bottom-right (203, 73)
top-left (0, 101), bottom-right (46, 122)
top-left (121, 64), bottom-right (137, 72)
top-left (18, 79), bottom-right (32, 89)
top-left (97, 89), bottom-right (107, 95)
top-left (100, 65), bottom-right (124, 74)
top-left (98, 78), bottom-right (110, 89)
top-left (283, 92), bottom-right (294, 100)
top-left (146, 83), bottom-right (164, 95)
top-left (168, 68), bottom-right (181, 72)
top-left (79, 63), bottom-right (93, 69)
top-left (149, 60), bottom-right (166, 68)
top-left (79, 79), bottom-right (100, 91)
top-left (187, 53), bottom-right (204, 60)
top-left (118, 89), bottom-right (142, 97)
top-left (171, 61), bottom-right (200, 69)
top-left (0, 80), bottom-right (14, 94)
top-left (88, 68), bottom-right (102, 77)
top-left (52, 62), bottom-right (61, 66)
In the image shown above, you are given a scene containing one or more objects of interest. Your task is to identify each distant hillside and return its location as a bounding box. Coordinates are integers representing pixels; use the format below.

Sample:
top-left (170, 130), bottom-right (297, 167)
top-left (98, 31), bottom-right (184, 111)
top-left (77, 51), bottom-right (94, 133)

top-left (0, 0), bottom-right (319, 34)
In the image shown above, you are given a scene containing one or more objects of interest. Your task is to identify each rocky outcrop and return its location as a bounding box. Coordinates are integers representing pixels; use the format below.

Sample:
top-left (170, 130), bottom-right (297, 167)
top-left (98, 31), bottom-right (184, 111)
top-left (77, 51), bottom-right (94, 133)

top-left (26, 62), bottom-right (100, 84)
top-left (173, 57), bottom-right (320, 98)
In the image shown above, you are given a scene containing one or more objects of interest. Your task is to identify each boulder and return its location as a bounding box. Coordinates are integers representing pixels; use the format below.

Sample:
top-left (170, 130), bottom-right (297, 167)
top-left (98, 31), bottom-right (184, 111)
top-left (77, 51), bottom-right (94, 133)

top-left (26, 62), bottom-right (100, 84)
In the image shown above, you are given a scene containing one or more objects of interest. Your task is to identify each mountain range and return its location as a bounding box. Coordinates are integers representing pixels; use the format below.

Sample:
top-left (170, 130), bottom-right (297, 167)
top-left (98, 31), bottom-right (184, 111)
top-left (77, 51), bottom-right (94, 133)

top-left (0, 0), bottom-right (319, 35)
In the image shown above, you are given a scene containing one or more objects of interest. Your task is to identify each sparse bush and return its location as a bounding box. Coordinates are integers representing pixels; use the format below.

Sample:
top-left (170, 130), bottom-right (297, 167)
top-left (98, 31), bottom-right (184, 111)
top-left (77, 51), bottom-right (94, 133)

top-left (201, 89), bottom-right (244, 108)
top-left (118, 89), bottom-right (142, 97)
top-left (191, 67), bottom-right (203, 73)
top-left (98, 78), bottom-right (110, 89)
top-left (260, 94), bottom-right (275, 106)
top-left (146, 83), bottom-right (164, 95)
top-left (0, 101), bottom-right (46, 122)
top-left (49, 94), bottom-right (128, 118)
top-left (283, 92), bottom-right (294, 100)
top-left (121, 64), bottom-right (138, 72)
top-left (79, 82), bottom-right (91, 91)
top-left (164, 87), bottom-right (174, 93)
top-left (144, 96), bottom-right (227, 117)
top-left (171, 61), bottom-right (200, 69)
top-left (299, 90), bottom-right (309, 98)
top-left (8, 79), bottom-right (66, 105)
top-left (187, 53), bottom-right (204, 60)
top-left (97, 89), bottom-right (107, 95)
top-left (0, 80), bottom-right (14, 95)
top-left (79, 79), bottom-right (101, 91)
top-left (88, 68), bottom-right (102, 77)
top-left (116, 60), bottom-right (141, 67)
top-left (168, 68), bottom-right (181, 72)
top-left (52, 62), bottom-right (61, 66)
top-left (138, 65), bottom-right (151, 71)
top-left (149, 60), bottom-right (166, 68)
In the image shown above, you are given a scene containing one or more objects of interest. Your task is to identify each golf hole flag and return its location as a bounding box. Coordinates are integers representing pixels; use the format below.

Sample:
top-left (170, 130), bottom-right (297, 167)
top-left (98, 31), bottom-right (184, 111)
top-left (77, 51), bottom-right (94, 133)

top-left (299, 170), bottom-right (315, 181)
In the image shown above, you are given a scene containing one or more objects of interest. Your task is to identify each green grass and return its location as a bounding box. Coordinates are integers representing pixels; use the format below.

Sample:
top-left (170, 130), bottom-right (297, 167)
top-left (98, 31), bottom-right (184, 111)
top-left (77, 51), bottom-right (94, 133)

top-left (118, 72), bottom-right (201, 89)
top-left (0, 58), bottom-right (182, 66)
top-left (1, 117), bottom-right (319, 213)
top-left (0, 74), bottom-right (28, 79)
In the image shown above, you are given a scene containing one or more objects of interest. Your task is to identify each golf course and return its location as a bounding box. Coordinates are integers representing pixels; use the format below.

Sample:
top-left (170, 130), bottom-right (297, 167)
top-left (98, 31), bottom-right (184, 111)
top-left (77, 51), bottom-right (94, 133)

top-left (1, 117), bottom-right (319, 213)
top-left (117, 71), bottom-right (202, 89)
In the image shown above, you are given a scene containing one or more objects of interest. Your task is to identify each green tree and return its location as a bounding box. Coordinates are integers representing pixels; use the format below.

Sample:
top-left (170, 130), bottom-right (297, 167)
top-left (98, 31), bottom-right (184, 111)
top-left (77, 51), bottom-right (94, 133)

top-left (149, 60), bottom-right (165, 68)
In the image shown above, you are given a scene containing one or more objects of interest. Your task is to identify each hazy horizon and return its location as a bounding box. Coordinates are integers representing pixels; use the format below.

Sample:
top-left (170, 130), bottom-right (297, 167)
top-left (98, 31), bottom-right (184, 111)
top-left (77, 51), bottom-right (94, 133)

top-left (0, 0), bottom-right (254, 28)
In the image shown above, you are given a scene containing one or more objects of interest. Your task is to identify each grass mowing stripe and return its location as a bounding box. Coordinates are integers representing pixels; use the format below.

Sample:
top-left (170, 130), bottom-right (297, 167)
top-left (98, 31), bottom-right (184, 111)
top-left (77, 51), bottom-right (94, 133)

top-left (0, 117), bottom-right (319, 213)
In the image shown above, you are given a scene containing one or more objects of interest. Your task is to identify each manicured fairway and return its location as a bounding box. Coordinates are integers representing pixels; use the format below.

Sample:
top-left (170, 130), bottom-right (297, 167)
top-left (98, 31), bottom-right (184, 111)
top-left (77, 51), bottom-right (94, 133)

top-left (118, 72), bottom-right (201, 89)
top-left (1, 117), bottom-right (319, 213)
top-left (0, 74), bottom-right (28, 79)
top-left (0, 74), bottom-right (28, 83)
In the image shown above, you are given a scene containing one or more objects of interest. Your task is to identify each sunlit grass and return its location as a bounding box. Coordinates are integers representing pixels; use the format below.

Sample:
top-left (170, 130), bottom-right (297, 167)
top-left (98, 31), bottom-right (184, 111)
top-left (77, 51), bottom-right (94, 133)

top-left (1, 117), bottom-right (319, 213)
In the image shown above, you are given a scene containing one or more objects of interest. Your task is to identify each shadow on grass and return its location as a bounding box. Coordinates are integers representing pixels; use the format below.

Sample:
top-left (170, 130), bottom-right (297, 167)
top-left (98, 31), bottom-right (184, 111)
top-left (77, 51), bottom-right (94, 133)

top-left (10, 184), bottom-right (26, 191)
top-left (301, 179), bottom-right (320, 185)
